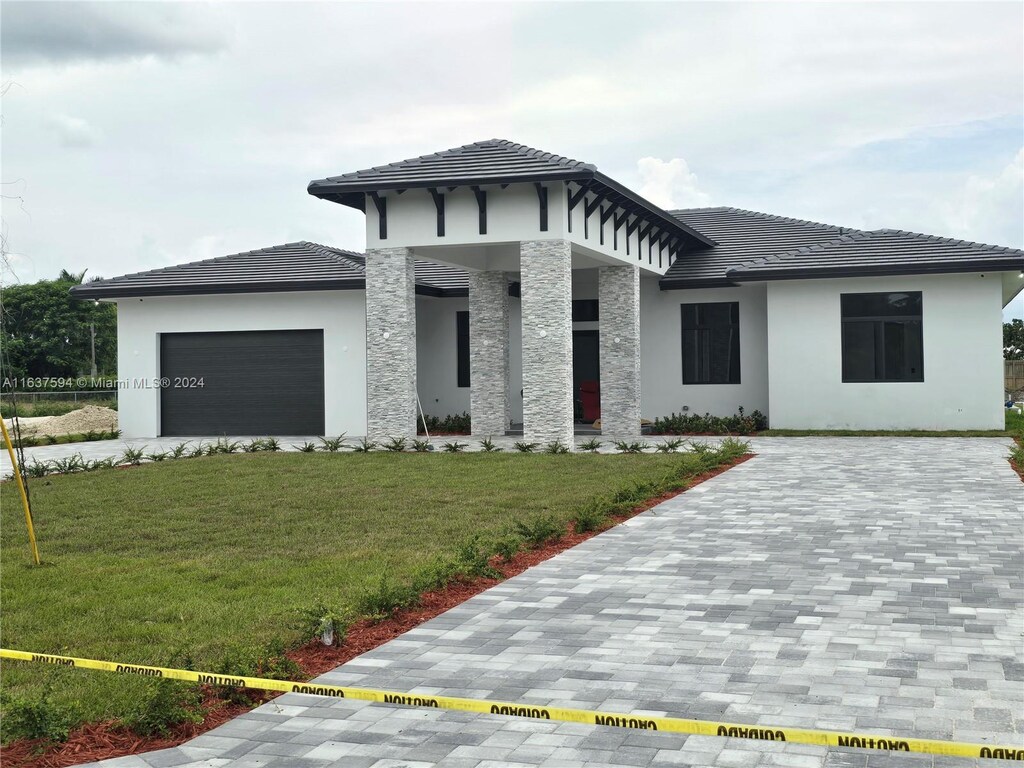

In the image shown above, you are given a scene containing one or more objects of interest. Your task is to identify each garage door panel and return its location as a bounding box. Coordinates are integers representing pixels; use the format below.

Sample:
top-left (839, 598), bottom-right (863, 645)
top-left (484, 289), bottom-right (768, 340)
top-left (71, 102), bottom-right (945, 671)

top-left (160, 330), bottom-right (326, 436)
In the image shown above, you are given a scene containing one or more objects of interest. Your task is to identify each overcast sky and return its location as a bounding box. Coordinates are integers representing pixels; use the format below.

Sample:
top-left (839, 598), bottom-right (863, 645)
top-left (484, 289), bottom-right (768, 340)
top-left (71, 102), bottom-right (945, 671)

top-left (2, 1), bottom-right (1022, 318)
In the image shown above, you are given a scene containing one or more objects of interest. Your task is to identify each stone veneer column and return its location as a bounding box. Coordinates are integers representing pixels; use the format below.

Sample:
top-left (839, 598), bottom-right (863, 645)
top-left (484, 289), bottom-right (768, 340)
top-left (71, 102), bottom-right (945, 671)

top-left (469, 271), bottom-right (510, 437)
top-left (598, 265), bottom-right (641, 438)
top-left (364, 247), bottom-right (417, 441)
top-left (520, 240), bottom-right (574, 448)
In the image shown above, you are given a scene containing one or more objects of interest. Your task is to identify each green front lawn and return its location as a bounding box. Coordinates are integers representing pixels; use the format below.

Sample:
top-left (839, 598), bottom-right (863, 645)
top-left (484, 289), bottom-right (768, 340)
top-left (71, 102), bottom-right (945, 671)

top-left (0, 450), bottom-right (720, 736)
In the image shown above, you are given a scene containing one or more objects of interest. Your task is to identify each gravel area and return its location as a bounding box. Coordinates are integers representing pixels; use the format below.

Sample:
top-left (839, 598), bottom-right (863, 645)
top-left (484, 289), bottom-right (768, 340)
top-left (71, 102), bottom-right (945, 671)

top-left (7, 405), bottom-right (118, 437)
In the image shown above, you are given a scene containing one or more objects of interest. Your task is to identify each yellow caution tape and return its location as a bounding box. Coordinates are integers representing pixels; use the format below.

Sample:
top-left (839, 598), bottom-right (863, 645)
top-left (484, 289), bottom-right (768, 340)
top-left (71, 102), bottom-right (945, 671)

top-left (2, 648), bottom-right (1021, 760)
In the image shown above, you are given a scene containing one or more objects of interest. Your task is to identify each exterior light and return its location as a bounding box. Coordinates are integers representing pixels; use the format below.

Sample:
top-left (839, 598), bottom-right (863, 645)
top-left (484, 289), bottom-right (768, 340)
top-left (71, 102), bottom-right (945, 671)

top-left (382, 331), bottom-right (391, 340)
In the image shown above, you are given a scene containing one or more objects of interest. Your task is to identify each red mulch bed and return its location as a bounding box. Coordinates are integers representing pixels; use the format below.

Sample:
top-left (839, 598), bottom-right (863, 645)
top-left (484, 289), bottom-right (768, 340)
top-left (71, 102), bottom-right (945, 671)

top-left (1, 454), bottom-right (753, 767)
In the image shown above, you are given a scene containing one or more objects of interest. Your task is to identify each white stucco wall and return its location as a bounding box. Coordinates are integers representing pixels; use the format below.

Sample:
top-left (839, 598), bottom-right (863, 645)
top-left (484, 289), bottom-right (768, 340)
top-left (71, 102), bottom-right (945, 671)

top-left (765, 273), bottom-right (1005, 430)
top-left (415, 295), bottom-right (525, 425)
top-left (640, 279), bottom-right (769, 420)
top-left (115, 291), bottom-right (367, 438)
top-left (365, 184), bottom-right (671, 274)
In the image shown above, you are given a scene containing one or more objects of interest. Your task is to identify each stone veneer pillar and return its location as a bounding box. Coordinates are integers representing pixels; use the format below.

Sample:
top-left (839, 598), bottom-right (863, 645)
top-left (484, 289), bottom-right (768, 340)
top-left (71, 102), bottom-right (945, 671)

top-left (469, 270), bottom-right (510, 437)
top-left (598, 265), bottom-right (641, 437)
top-left (520, 240), bottom-right (574, 448)
top-left (365, 247), bottom-right (417, 441)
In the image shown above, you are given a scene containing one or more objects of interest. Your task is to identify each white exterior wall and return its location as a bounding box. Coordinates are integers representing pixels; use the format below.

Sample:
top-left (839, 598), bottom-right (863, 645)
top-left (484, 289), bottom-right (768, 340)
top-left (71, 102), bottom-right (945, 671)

top-left (640, 279), bottom-right (769, 420)
top-left (366, 184), bottom-right (671, 274)
top-left (115, 291), bottom-right (367, 438)
top-left (415, 295), bottom-right (525, 425)
top-left (766, 273), bottom-right (1005, 430)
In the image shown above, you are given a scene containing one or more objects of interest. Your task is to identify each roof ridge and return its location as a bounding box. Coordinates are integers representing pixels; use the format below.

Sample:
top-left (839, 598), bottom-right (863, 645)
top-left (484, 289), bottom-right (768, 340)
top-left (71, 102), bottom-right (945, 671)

top-left (869, 228), bottom-right (1023, 255)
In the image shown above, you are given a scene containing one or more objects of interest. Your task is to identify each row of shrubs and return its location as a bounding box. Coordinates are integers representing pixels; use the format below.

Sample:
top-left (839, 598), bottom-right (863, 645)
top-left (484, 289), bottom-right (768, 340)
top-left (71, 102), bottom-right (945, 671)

top-left (650, 407), bottom-right (768, 435)
top-left (2, 438), bottom-right (750, 746)
top-left (419, 409), bottom-right (770, 438)
top-left (2, 399), bottom-right (118, 418)
top-left (11, 428), bottom-right (121, 450)
top-left (418, 412), bottom-right (471, 434)
top-left (8, 436), bottom-right (738, 481)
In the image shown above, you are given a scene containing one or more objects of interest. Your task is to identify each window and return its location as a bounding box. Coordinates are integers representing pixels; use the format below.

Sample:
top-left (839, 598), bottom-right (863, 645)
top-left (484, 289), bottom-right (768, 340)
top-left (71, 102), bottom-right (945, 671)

top-left (456, 311), bottom-right (470, 388)
top-left (681, 302), bottom-right (740, 384)
top-left (572, 299), bottom-right (599, 322)
top-left (841, 292), bottom-right (923, 382)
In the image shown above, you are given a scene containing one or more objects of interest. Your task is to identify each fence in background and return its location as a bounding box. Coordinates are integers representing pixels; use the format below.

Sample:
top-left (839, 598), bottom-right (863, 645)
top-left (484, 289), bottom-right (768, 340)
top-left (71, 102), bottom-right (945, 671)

top-left (1007, 360), bottom-right (1024, 396)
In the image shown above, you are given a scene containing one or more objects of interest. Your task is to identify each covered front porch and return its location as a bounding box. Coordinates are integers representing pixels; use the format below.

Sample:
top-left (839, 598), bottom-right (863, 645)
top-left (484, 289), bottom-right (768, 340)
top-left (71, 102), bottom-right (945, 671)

top-left (307, 139), bottom-right (712, 449)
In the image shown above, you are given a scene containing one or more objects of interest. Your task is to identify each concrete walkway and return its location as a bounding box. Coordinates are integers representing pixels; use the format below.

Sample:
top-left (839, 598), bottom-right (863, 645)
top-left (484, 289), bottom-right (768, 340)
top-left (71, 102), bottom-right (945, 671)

top-left (84, 438), bottom-right (1022, 767)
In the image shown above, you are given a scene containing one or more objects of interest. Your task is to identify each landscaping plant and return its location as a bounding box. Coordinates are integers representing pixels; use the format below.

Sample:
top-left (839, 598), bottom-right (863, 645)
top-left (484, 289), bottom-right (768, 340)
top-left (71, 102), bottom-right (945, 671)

top-left (513, 514), bottom-right (562, 548)
top-left (544, 440), bottom-right (569, 454)
top-left (479, 436), bottom-right (501, 452)
top-left (442, 441), bottom-right (467, 453)
top-left (384, 436), bottom-right (408, 452)
top-left (513, 441), bottom-right (539, 453)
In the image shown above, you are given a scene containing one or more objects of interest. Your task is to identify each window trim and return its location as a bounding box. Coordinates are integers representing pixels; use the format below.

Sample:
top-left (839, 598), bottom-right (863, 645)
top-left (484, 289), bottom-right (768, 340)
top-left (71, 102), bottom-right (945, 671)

top-left (680, 301), bottom-right (741, 385)
top-left (840, 291), bottom-right (924, 383)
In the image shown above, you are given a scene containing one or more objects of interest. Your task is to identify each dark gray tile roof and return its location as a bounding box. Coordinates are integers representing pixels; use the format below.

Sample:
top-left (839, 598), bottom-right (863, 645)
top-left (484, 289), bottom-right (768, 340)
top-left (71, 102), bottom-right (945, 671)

top-left (726, 228), bottom-right (1024, 281)
top-left (308, 139), bottom-right (713, 250)
top-left (70, 242), bottom-right (470, 299)
top-left (661, 207), bottom-right (852, 287)
top-left (308, 139), bottom-right (596, 196)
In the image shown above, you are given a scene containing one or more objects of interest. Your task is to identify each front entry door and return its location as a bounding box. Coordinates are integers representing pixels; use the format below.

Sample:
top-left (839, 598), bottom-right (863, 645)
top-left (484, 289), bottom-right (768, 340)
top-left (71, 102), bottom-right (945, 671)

top-left (572, 330), bottom-right (600, 420)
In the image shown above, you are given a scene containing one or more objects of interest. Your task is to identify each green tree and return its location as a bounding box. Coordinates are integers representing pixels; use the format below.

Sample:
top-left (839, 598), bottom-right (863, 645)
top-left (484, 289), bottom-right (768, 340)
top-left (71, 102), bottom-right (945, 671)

top-left (1005, 319), bottom-right (1024, 361)
top-left (1, 271), bottom-right (117, 381)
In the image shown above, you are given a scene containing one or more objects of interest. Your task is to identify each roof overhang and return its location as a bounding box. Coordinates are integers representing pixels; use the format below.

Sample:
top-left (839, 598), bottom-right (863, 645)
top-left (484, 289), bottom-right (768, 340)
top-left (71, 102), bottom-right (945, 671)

top-left (726, 259), bottom-right (1024, 283)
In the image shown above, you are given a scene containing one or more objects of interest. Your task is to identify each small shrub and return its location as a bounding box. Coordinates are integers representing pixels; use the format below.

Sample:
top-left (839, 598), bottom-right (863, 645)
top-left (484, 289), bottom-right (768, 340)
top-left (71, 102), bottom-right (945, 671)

top-left (51, 454), bottom-right (85, 474)
top-left (442, 441), bottom-right (467, 453)
top-left (262, 437), bottom-right (281, 452)
top-left (145, 450), bottom-right (169, 462)
top-left (242, 439), bottom-right (265, 453)
top-left (351, 438), bottom-right (377, 453)
top-left (479, 436), bottom-right (502, 452)
top-left (411, 555), bottom-right (460, 594)
top-left (571, 500), bottom-right (608, 533)
top-left (254, 638), bottom-right (303, 681)
top-left (188, 443), bottom-right (207, 458)
top-left (544, 440), bottom-right (569, 454)
top-left (212, 438), bottom-right (241, 455)
top-left (83, 457), bottom-right (116, 472)
top-left (1010, 441), bottom-right (1024, 467)
top-left (612, 479), bottom-right (659, 505)
top-left (0, 684), bottom-right (78, 744)
top-left (83, 429), bottom-right (101, 442)
top-left (513, 515), bottom-right (562, 548)
top-left (513, 441), bottom-right (539, 453)
top-left (716, 437), bottom-right (751, 460)
top-left (26, 459), bottom-right (51, 478)
top-left (579, 438), bottom-right (602, 452)
top-left (411, 438), bottom-right (432, 452)
top-left (454, 534), bottom-right (501, 579)
top-left (297, 601), bottom-right (349, 646)
top-left (655, 438), bottom-right (686, 453)
top-left (493, 535), bottom-right (521, 564)
top-left (353, 575), bottom-right (418, 620)
top-left (296, 441), bottom-right (318, 453)
top-left (120, 446), bottom-right (145, 466)
top-left (318, 435), bottom-right (346, 452)
top-left (384, 436), bottom-right (407, 452)
top-left (613, 440), bottom-right (648, 454)
top-left (170, 442), bottom-right (190, 459)
top-left (44, 435), bottom-right (59, 445)
top-left (123, 679), bottom-right (202, 737)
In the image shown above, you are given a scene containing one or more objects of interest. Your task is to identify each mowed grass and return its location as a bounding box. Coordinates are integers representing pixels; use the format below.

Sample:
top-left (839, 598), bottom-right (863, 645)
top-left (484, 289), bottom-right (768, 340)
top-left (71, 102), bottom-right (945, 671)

top-left (1, 451), bottom-right (697, 731)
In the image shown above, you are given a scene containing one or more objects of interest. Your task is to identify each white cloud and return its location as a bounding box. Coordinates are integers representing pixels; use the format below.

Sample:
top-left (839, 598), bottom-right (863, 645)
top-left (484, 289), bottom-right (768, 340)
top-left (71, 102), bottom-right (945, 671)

top-left (46, 114), bottom-right (100, 148)
top-left (951, 148), bottom-right (1024, 247)
top-left (635, 158), bottom-right (711, 210)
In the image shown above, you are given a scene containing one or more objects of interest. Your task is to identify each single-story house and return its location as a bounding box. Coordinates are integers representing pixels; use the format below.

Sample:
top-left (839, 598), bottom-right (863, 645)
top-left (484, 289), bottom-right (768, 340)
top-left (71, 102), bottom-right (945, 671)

top-left (72, 139), bottom-right (1024, 442)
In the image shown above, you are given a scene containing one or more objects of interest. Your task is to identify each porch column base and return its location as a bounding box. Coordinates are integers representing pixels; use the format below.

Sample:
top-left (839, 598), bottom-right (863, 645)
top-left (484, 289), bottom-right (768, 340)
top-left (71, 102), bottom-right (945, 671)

top-left (520, 239), bottom-right (574, 448)
top-left (469, 270), bottom-right (510, 437)
top-left (599, 265), bottom-right (641, 437)
top-left (365, 247), bottom-right (417, 441)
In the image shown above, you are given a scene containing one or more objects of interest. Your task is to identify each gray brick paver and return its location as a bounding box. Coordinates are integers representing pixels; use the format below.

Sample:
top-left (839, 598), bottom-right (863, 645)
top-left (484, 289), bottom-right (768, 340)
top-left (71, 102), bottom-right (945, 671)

top-left (84, 438), bottom-right (1022, 767)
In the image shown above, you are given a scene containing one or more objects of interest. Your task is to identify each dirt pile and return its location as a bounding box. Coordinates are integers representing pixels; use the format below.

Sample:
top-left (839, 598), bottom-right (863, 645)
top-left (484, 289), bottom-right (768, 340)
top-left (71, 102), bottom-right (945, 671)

top-left (18, 406), bottom-right (118, 437)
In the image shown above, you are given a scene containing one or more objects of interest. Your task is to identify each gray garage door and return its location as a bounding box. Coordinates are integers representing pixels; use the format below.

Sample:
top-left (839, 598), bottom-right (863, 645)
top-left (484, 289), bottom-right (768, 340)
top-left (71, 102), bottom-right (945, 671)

top-left (160, 330), bottom-right (326, 436)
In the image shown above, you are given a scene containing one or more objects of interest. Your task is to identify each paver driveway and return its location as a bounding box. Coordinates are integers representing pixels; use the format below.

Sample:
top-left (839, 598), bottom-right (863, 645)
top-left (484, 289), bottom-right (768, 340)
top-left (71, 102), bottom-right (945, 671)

top-left (88, 438), bottom-right (1022, 768)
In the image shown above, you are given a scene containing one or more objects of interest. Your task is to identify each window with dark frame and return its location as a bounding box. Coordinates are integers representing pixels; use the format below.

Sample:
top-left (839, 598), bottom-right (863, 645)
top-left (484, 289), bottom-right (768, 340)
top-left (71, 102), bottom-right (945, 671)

top-left (572, 299), bottom-right (599, 322)
top-left (841, 292), bottom-right (923, 382)
top-left (456, 311), bottom-right (470, 388)
top-left (680, 302), bottom-right (740, 385)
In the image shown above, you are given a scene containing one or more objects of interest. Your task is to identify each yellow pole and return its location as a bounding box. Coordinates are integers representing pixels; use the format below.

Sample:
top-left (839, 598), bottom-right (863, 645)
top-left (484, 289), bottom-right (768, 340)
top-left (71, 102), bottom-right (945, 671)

top-left (1, 415), bottom-right (41, 565)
